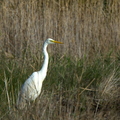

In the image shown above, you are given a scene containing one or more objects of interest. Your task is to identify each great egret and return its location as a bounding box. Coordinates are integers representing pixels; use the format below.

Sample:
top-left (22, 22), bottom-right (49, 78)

top-left (16, 38), bottom-right (63, 109)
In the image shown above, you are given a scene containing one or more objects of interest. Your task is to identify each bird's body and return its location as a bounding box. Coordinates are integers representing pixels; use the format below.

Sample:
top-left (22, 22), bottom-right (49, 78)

top-left (16, 38), bottom-right (63, 109)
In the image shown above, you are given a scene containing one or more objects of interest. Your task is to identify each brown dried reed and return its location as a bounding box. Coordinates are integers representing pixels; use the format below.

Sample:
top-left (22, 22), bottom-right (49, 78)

top-left (0, 0), bottom-right (120, 60)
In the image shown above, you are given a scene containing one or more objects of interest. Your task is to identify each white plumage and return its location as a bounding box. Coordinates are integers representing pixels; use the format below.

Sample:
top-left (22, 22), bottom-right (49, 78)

top-left (16, 38), bottom-right (63, 109)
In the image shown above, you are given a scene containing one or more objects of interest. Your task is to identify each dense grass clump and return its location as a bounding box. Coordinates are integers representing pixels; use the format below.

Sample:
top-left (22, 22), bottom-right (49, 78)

top-left (0, 55), bottom-right (120, 120)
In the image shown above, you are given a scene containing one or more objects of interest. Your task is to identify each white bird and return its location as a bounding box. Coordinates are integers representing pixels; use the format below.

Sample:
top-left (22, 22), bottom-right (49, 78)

top-left (16, 38), bottom-right (63, 109)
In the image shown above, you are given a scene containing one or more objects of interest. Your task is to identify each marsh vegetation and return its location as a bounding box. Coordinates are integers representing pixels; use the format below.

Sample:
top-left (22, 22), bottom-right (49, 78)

top-left (0, 0), bottom-right (120, 120)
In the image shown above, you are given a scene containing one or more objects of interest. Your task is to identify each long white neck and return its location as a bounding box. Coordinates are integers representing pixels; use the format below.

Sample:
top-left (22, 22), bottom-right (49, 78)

top-left (40, 42), bottom-right (49, 75)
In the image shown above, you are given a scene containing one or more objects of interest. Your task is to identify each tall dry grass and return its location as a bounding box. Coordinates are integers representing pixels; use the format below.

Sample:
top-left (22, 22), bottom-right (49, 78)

top-left (1, 0), bottom-right (120, 59)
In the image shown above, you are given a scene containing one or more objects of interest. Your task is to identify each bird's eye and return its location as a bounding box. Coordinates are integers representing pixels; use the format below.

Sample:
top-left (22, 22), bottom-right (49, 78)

top-left (50, 40), bottom-right (54, 42)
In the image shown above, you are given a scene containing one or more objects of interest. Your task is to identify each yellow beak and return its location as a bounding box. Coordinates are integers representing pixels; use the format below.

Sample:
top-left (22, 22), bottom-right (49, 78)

top-left (53, 40), bottom-right (63, 44)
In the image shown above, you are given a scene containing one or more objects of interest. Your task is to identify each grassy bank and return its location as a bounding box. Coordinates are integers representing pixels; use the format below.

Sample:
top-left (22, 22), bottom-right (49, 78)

top-left (0, 54), bottom-right (120, 120)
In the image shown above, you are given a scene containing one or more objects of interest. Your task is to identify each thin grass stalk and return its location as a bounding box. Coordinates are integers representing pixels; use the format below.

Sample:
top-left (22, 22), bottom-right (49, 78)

top-left (4, 71), bottom-right (11, 110)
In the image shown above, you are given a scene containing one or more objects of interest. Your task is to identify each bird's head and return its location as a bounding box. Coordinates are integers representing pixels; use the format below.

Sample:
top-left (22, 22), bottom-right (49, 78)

top-left (46, 38), bottom-right (63, 44)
